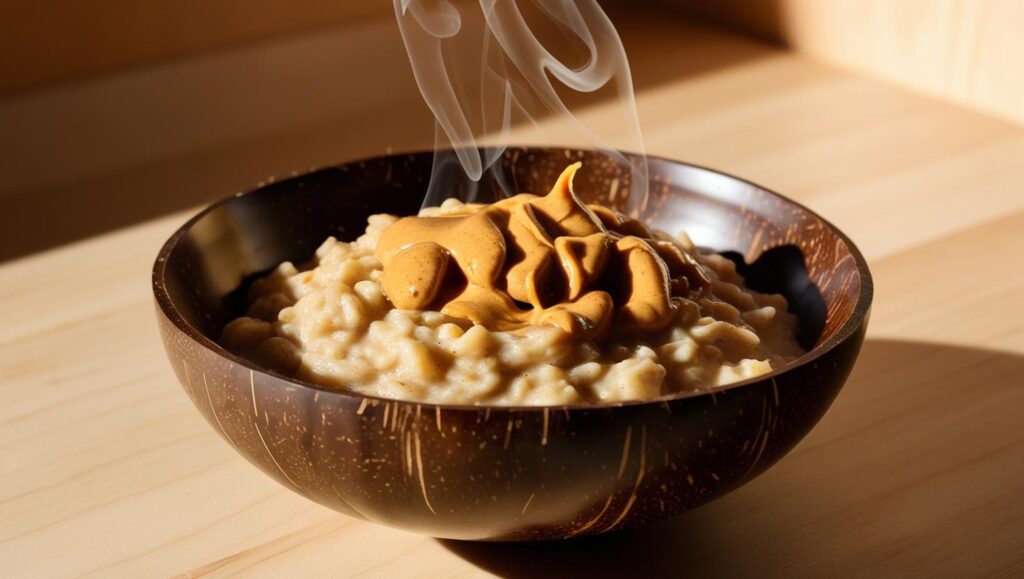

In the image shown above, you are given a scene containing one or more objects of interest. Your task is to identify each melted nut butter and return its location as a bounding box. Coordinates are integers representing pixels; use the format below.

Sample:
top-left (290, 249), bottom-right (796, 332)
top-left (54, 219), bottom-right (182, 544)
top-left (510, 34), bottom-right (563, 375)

top-left (376, 163), bottom-right (711, 340)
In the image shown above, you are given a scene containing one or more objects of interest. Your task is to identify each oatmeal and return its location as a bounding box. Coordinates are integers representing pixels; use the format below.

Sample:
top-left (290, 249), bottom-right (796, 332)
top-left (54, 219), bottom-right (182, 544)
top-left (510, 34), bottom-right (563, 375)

top-left (222, 164), bottom-right (804, 405)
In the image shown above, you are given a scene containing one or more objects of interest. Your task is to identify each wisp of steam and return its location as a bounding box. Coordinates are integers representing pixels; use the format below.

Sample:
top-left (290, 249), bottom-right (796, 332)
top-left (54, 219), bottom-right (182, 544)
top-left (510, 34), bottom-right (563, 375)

top-left (394, 0), bottom-right (649, 215)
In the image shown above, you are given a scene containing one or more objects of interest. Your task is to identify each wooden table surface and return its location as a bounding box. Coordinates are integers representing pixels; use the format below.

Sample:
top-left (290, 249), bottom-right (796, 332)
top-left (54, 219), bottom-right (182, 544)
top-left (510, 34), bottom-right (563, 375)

top-left (2, 13), bottom-right (1023, 578)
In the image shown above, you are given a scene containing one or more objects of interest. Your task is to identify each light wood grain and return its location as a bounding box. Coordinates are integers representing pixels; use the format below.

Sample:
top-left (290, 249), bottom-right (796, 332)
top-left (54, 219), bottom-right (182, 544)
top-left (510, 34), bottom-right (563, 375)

top-left (2, 13), bottom-right (1023, 578)
top-left (662, 0), bottom-right (1024, 124)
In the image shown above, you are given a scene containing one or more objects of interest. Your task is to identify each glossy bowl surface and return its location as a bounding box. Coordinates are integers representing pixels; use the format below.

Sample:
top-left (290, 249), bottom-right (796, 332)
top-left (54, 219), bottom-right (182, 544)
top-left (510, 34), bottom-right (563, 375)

top-left (153, 148), bottom-right (872, 541)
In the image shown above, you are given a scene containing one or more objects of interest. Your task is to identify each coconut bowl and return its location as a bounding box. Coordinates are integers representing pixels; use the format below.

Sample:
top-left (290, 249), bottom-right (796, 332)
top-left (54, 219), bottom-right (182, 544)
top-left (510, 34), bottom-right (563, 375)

top-left (153, 148), bottom-right (872, 541)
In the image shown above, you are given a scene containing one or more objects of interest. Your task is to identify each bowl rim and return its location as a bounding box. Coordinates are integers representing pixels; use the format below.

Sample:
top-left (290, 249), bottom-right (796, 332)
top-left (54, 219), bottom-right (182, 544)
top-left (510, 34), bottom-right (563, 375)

top-left (153, 147), bottom-right (873, 412)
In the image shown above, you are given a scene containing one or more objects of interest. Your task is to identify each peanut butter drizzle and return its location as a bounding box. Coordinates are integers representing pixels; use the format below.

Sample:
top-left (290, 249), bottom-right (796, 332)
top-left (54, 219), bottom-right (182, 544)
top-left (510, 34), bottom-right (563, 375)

top-left (376, 163), bottom-right (711, 340)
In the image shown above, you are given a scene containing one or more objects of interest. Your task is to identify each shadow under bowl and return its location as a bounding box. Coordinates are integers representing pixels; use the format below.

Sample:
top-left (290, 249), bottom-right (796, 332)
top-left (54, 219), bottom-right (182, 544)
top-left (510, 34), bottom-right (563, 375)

top-left (153, 148), bottom-right (872, 541)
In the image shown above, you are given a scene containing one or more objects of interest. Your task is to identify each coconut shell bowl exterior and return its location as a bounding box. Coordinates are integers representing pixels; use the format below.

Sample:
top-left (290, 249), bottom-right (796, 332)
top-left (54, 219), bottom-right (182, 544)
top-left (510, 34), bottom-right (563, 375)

top-left (153, 148), bottom-right (872, 541)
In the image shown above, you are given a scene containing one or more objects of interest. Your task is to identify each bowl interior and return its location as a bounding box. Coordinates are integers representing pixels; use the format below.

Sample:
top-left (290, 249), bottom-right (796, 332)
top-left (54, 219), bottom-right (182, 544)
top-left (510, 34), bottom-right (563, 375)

top-left (158, 148), bottom-right (866, 375)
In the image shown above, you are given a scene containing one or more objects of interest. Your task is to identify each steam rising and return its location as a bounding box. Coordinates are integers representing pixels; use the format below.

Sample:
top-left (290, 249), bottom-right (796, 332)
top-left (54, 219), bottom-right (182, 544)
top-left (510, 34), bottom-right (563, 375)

top-left (394, 0), bottom-right (648, 213)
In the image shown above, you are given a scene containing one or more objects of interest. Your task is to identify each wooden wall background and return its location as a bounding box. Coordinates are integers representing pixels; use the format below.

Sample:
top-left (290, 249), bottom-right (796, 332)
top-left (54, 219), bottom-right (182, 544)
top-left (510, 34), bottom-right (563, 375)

top-left (0, 0), bottom-right (391, 96)
top-left (4, 0), bottom-right (1021, 122)
top-left (663, 0), bottom-right (1024, 124)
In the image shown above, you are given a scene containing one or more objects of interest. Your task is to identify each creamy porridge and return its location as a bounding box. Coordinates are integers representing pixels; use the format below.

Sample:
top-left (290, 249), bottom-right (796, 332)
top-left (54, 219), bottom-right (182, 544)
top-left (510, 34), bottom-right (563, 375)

top-left (222, 164), bottom-right (803, 405)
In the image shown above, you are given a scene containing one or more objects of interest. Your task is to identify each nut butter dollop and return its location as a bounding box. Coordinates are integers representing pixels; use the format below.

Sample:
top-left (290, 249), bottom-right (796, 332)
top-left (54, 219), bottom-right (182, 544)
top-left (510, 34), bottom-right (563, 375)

top-left (376, 163), bottom-right (711, 340)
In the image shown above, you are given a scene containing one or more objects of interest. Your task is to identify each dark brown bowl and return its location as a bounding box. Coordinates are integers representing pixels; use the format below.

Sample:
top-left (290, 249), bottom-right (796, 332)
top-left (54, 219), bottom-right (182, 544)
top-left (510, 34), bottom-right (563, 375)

top-left (153, 148), bottom-right (871, 541)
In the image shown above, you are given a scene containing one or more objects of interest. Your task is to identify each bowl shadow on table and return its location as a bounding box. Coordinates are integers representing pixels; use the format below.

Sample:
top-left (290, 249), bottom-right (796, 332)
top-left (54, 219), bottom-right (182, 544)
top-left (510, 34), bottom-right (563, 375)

top-left (439, 338), bottom-right (1024, 578)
